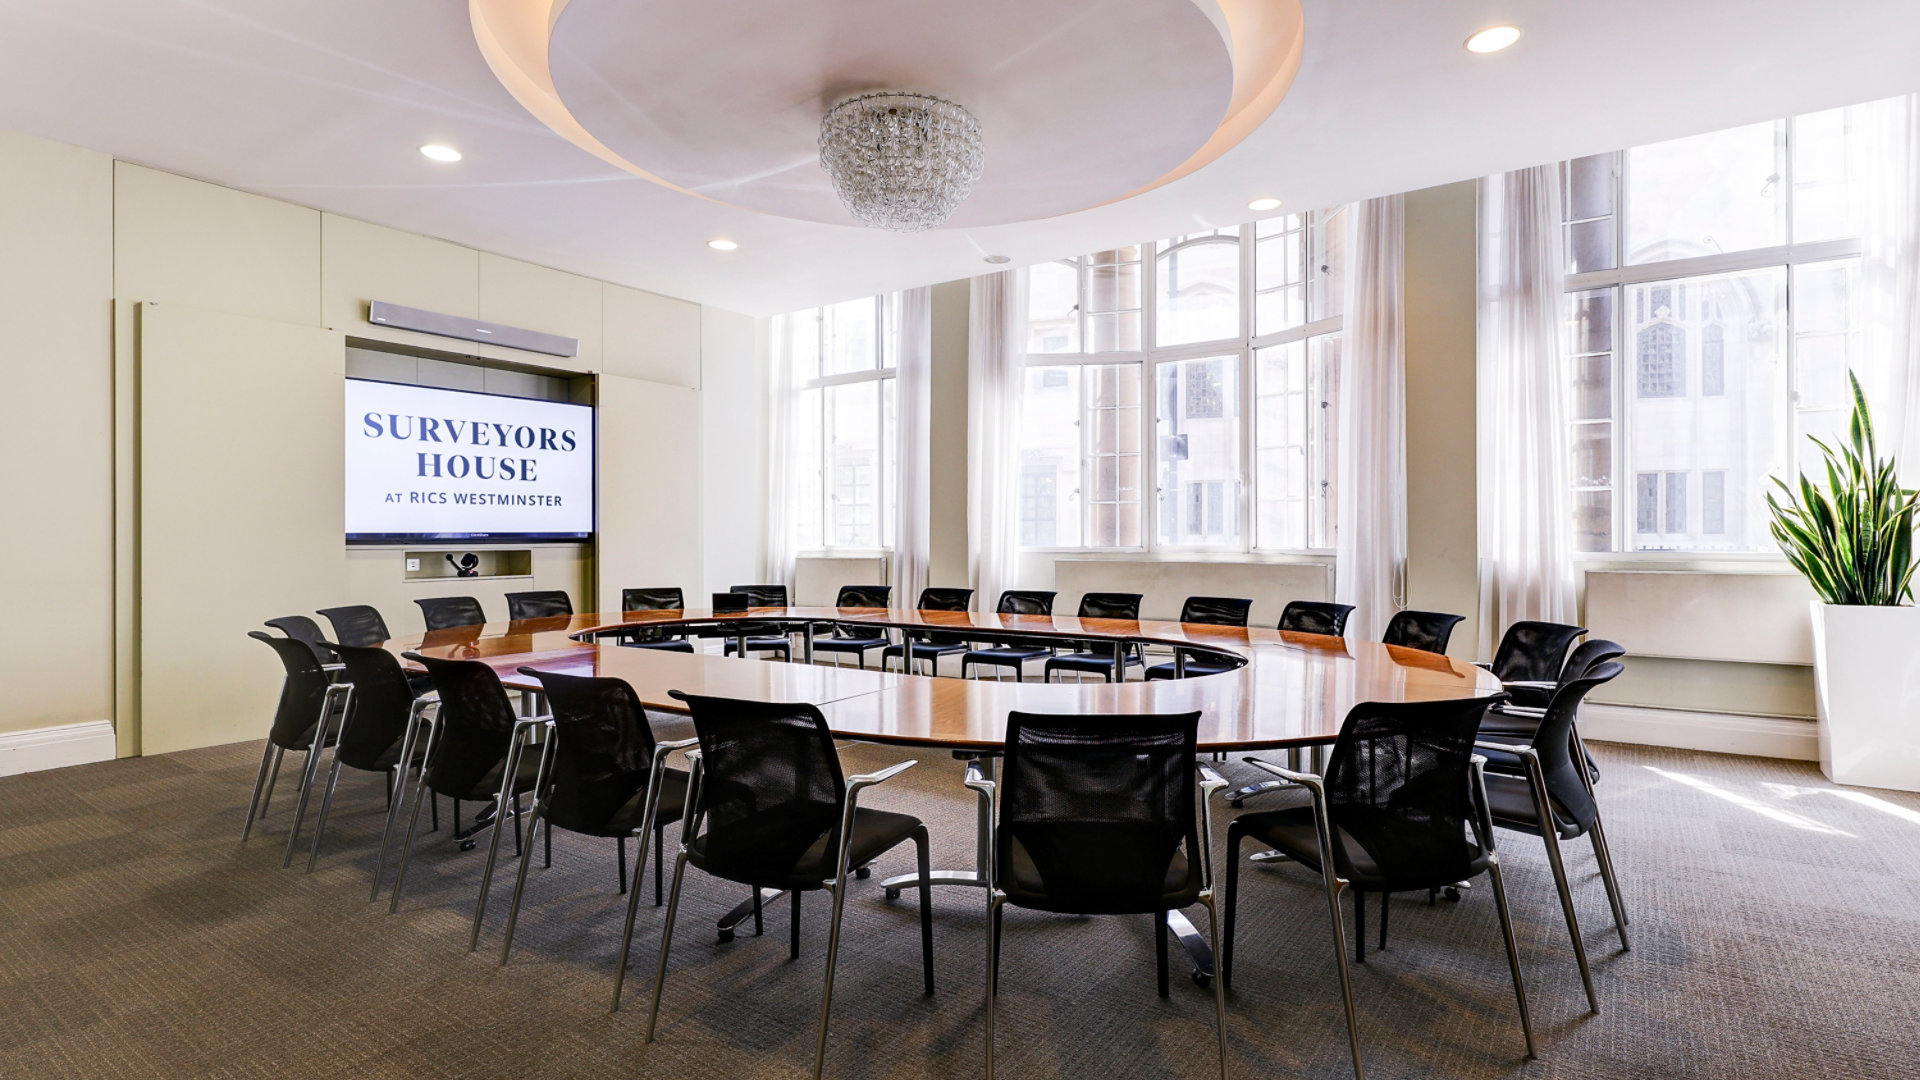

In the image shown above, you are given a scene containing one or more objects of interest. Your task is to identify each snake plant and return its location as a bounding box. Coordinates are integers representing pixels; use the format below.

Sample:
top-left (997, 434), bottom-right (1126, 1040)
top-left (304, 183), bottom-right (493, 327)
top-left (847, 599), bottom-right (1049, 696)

top-left (1767, 371), bottom-right (1920, 606)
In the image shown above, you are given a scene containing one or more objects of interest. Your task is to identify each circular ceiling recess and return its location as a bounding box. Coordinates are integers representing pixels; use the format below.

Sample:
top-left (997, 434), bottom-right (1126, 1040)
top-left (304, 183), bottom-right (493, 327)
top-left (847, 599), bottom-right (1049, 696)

top-left (469, 0), bottom-right (1305, 230)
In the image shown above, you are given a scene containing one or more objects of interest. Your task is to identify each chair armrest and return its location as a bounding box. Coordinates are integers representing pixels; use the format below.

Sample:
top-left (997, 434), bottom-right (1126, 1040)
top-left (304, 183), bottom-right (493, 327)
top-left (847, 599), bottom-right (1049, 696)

top-left (1197, 763), bottom-right (1228, 793)
top-left (1490, 703), bottom-right (1546, 719)
top-left (656, 736), bottom-right (699, 752)
top-left (1474, 738), bottom-right (1537, 756)
top-left (963, 758), bottom-right (995, 795)
top-left (1195, 763), bottom-right (1228, 890)
top-left (848, 758), bottom-right (918, 791)
top-left (1244, 755), bottom-right (1324, 792)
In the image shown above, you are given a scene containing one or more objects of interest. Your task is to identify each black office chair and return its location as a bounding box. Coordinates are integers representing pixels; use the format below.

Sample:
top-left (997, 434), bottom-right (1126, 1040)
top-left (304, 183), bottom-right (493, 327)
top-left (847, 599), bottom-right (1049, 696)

top-left (486, 668), bottom-right (694, 973)
top-left (974, 710), bottom-right (1229, 1080)
top-left (1477, 661), bottom-right (1630, 1016)
top-left (264, 615), bottom-right (339, 667)
top-left (305, 643), bottom-right (436, 873)
top-left (415, 595), bottom-right (487, 631)
top-left (641, 692), bottom-right (932, 1080)
top-left (721, 584), bottom-right (795, 660)
top-left (1145, 596), bottom-right (1253, 680)
top-left (1482, 620), bottom-right (1586, 707)
top-left (505, 590), bottom-right (574, 620)
top-left (1481, 637), bottom-right (1625, 738)
top-left (812, 584), bottom-right (894, 668)
top-left (881, 587), bottom-right (975, 674)
top-left (1382, 610), bottom-right (1466, 655)
top-left (961, 590), bottom-right (1057, 679)
top-left (619, 587), bottom-right (695, 652)
top-left (316, 604), bottom-right (392, 647)
top-left (383, 654), bottom-right (547, 915)
top-left (242, 632), bottom-right (349, 849)
top-left (1222, 695), bottom-right (1534, 1079)
top-left (1279, 600), bottom-right (1356, 637)
top-left (1042, 592), bottom-right (1144, 682)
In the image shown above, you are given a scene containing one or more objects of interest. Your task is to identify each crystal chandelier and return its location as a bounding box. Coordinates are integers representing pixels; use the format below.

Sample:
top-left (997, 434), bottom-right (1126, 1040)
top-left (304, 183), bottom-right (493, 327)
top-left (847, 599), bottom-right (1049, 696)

top-left (818, 91), bottom-right (985, 232)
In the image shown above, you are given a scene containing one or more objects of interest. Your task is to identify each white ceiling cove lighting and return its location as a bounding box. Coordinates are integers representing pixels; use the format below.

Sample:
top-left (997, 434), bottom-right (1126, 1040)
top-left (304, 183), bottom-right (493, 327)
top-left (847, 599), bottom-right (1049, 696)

top-left (1247, 196), bottom-right (1282, 211)
top-left (817, 91), bottom-right (986, 232)
top-left (707, 238), bottom-right (739, 251)
top-left (1465, 26), bottom-right (1521, 54)
top-left (418, 143), bottom-right (463, 162)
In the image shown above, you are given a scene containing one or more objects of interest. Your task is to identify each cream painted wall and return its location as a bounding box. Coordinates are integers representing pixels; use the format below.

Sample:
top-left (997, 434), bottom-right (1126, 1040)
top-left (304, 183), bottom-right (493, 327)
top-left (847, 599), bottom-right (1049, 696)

top-left (320, 214), bottom-right (480, 354)
top-left (0, 131), bottom-right (113, 736)
top-left (115, 163), bottom-right (320, 326)
top-left (476, 252), bottom-right (602, 372)
top-left (597, 374), bottom-right (704, 613)
top-left (138, 304), bottom-right (345, 755)
top-left (928, 279), bottom-right (971, 590)
top-left (607, 284), bottom-right (703, 387)
top-left (1403, 181), bottom-right (1482, 660)
top-left (700, 306), bottom-right (767, 595)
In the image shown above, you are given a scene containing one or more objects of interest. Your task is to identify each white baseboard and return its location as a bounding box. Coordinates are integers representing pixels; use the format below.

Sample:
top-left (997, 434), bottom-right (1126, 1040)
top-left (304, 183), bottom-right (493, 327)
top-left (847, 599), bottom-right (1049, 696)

top-left (0, 720), bottom-right (117, 777)
top-left (1581, 704), bottom-right (1817, 761)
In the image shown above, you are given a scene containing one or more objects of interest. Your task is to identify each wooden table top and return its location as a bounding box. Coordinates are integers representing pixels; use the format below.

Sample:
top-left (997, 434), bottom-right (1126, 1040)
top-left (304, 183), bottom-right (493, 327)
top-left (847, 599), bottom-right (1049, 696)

top-left (391, 608), bottom-right (1503, 751)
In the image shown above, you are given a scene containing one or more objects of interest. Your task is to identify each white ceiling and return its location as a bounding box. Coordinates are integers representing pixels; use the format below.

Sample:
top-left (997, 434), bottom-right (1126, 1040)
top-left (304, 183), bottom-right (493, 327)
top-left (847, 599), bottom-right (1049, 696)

top-left (0, 0), bottom-right (1915, 317)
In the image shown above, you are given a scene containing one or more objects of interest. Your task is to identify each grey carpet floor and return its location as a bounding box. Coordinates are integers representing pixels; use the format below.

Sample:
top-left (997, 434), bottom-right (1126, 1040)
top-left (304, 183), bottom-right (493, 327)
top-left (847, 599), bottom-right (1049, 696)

top-left (1, 734), bottom-right (1917, 1079)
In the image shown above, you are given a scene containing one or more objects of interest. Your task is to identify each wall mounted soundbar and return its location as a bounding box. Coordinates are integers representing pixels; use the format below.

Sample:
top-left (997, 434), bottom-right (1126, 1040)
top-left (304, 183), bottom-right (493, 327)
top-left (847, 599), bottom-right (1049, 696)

top-left (367, 300), bottom-right (579, 358)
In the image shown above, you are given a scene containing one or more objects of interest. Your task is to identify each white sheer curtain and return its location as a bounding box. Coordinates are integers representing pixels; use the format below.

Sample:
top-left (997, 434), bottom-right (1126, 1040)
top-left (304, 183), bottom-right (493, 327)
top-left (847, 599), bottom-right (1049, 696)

top-left (1476, 166), bottom-right (1577, 657)
top-left (1335, 195), bottom-right (1408, 641)
top-left (892, 288), bottom-right (933, 607)
top-left (967, 270), bottom-right (1025, 611)
top-left (763, 311), bottom-right (801, 590)
top-left (1856, 94), bottom-right (1920, 477)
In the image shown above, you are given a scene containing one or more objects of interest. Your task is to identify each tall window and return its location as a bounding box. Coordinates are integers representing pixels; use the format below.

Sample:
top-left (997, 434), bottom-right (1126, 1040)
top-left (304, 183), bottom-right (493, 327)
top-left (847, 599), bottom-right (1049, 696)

top-left (1562, 104), bottom-right (1871, 553)
top-left (786, 296), bottom-right (898, 551)
top-left (1021, 207), bottom-right (1348, 554)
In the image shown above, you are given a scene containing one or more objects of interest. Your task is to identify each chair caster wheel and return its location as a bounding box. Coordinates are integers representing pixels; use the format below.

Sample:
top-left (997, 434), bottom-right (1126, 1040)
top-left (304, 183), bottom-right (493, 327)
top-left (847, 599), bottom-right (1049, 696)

top-left (1228, 799), bottom-right (1244, 809)
top-left (458, 839), bottom-right (477, 852)
top-left (717, 928), bottom-right (734, 944)
top-left (884, 887), bottom-right (902, 901)
top-left (1191, 970), bottom-right (1211, 989)
top-left (855, 866), bottom-right (871, 880)
top-left (1444, 886), bottom-right (1462, 902)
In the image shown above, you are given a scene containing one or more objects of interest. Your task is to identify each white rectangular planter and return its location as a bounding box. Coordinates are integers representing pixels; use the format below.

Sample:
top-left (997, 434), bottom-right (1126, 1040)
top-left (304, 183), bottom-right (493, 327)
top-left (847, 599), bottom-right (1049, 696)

top-left (1811, 601), bottom-right (1920, 792)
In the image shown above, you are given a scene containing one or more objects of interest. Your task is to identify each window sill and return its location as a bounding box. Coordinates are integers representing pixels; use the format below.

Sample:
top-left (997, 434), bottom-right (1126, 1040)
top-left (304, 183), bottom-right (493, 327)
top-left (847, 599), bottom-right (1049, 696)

top-left (1574, 551), bottom-right (1795, 574)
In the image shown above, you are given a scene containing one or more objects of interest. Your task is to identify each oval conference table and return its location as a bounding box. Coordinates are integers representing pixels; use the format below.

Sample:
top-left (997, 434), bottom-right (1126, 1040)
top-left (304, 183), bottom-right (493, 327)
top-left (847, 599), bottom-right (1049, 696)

top-left (390, 606), bottom-right (1504, 983)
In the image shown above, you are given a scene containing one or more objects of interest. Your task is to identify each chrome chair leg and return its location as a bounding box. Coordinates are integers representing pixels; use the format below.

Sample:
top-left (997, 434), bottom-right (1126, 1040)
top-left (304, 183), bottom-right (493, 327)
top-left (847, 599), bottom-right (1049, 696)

top-left (1322, 876), bottom-right (1365, 1080)
top-left (387, 763), bottom-right (436, 914)
top-left (241, 742), bottom-right (277, 842)
top-left (1484, 854), bottom-right (1538, 1059)
top-left (304, 753), bottom-right (347, 872)
top-left (611, 832), bottom-right (654, 1010)
top-left (259, 746), bottom-right (285, 815)
top-left (812, 859), bottom-right (860, 1079)
top-left (498, 800), bottom-right (545, 966)
top-left (471, 724), bottom-right (544, 950)
top-left (1588, 811), bottom-right (1631, 948)
top-left (644, 850), bottom-right (691, 1040)
top-left (370, 706), bottom-right (431, 903)
top-left (983, 891), bottom-right (1007, 1080)
top-left (1522, 755), bottom-right (1597, 1013)
top-left (282, 686), bottom-right (345, 868)
top-left (1200, 894), bottom-right (1231, 1080)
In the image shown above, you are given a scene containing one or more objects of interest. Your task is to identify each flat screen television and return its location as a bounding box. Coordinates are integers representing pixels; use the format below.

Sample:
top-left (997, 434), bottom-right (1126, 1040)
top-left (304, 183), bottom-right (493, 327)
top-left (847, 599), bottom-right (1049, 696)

top-left (344, 378), bottom-right (595, 543)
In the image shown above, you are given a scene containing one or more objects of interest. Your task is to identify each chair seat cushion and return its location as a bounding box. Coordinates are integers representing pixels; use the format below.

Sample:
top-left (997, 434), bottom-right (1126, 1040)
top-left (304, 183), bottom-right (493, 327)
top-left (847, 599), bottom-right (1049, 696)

top-left (690, 806), bottom-right (924, 890)
top-left (724, 636), bottom-right (792, 655)
top-left (1233, 804), bottom-right (1491, 892)
top-left (626, 639), bottom-right (696, 653)
top-left (1002, 830), bottom-right (1199, 914)
top-left (1478, 706), bottom-right (1543, 737)
top-left (1482, 772), bottom-right (1583, 839)
top-left (447, 746), bottom-right (546, 803)
top-left (590, 767), bottom-right (691, 837)
top-left (882, 641), bottom-right (967, 659)
top-left (815, 635), bottom-right (890, 652)
top-left (1143, 659), bottom-right (1233, 680)
top-left (1045, 652), bottom-right (1141, 675)
top-left (963, 647), bottom-right (1051, 667)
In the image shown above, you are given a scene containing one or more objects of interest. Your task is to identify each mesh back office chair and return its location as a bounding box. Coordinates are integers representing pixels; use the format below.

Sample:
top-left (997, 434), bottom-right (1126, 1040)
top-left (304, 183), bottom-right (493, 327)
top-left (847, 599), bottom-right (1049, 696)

top-left (1480, 637), bottom-right (1625, 738)
top-left (977, 710), bottom-right (1228, 1080)
top-left (1477, 661), bottom-right (1631, 1015)
top-left (1381, 610), bottom-right (1466, 655)
top-left (960, 591), bottom-right (1058, 679)
top-left (812, 584), bottom-right (895, 668)
top-left (316, 604), bottom-right (392, 647)
top-left (1280, 600), bottom-right (1356, 638)
top-left (505, 590), bottom-right (574, 620)
top-left (264, 615), bottom-right (339, 666)
top-left (1482, 621), bottom-right (1586, 708)
top-left (881, 587), bottom-right (975, 674)
top-left (242, 632), bottom-right (349, 849)
top-left (304, 643), bottom-right (436, 873)
top-left (1144, 596), bottom-right (1254, 680)
top-left (642, 693), bottom-right (932, 1080)
top-left (415, 596), bottom-right (487, 631)
top-left (619, 587), bottom-right (695, 652)
top-left (1222, 695), bottom-right (1534, 1080)
top-left (1042, 592), bottom-right (1145, 682)
top-left (382, 654), bottom-right (546, 916)
top-left (485, 668), bottom-right (693, 975)
top-left (721, 584), bottom-right (795, 660)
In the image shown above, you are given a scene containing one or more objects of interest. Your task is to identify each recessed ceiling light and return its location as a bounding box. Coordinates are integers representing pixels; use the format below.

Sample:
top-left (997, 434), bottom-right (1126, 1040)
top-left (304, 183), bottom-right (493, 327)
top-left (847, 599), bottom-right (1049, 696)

top-left (1465, 25), bottom-right (1521, 53)
top-left (418, 144), bottom-right (462, 162)
top-left (707, 239), bottom-right (739, 251)
top-left (1247, 197), bottom-right (1282, 212)
top-left (984, 254), bottom-right (1011, 264)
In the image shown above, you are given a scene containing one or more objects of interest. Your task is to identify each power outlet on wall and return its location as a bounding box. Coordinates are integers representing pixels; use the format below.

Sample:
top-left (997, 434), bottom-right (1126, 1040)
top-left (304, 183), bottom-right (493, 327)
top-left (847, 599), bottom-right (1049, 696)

top-left (406, 558), bottom-right (420, 572)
